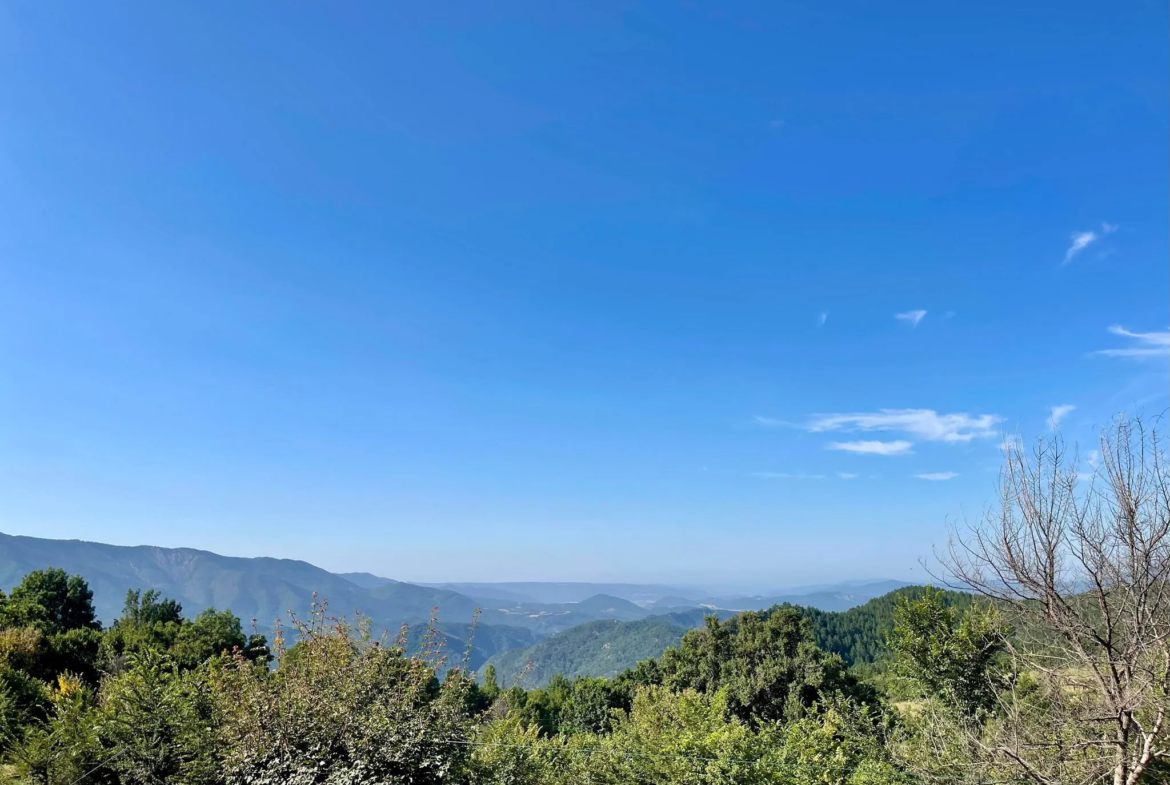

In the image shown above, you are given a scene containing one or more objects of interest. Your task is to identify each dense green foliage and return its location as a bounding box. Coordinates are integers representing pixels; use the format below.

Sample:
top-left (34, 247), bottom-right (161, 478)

top-left (4, 564), bottom-right (1163, 784)
top-left (884, 587), bottom-right (1004, 718)
top-left (637, 607), bottom-right (877, 726)
top-left (481, 587), bottom-right (974, 690)
top-left (800, 586), bottom-right (973, 666)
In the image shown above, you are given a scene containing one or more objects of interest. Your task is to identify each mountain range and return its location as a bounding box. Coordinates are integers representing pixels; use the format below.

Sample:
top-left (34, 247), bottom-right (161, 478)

top-left (0, 532), bottom-right (916, 672)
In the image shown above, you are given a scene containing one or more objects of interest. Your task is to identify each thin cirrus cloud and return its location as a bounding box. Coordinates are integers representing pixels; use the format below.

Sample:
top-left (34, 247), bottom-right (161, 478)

top-left (1048, 404), bottom-right (1075, 429)
top-left (754, 416), bottom-right (800, 428)
top-left (1092, 325), bottom-right (1170, 359)
top-left (807, 409), bottom-right (1003, 443)
top-left (916, 472), bottom-right (958, 481)
top-left (894, 310), bottom-right (927, 328)
top-left (756, 409), bottom-right (1003, 458)
top-left (1063, 222), bottom-right (1118, 265)
top-left (753, 472), bottom-right (824, 480)
top-left (999, 433), bottom-right (1023, 454)
top-left (838, 472), bottom-right (858, 479)
top-left (828, 440), bottom-right (914, 456)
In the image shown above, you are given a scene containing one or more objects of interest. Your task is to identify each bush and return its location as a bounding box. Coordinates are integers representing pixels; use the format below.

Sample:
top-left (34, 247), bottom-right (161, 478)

top-left (213, 605), bottom-right (475, 785)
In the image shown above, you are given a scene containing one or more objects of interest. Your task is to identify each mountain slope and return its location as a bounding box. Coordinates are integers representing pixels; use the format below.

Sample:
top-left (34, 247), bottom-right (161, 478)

top-left (0, 532), bottom-right (378, 625)
top-left (0, 534), bottom-right (541, 634)
top-left (338, 572), bottom-right (397, 589)
top-left (483, 618), bottom-right (690, 689)
top-left (0, 534), bottom-right (671, 642)
top-left (480, 586), bottom-right (974, 688)
top-left (569, 594), bottom-right (647, 620)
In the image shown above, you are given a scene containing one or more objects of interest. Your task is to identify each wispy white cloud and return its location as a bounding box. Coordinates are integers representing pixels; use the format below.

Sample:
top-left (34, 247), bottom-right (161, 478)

top-left (999, 434), bottom-right (1023, 454)
top-left (1063, 231), bottom-right (1098, 264)
top-left (818, 311), bottom-right (828, 327)
top-left (916, 472), bottom-right (958, 481)
top-left (1093, 325), bottom-right (1170, 359)
top-left (754, 416), bottom-right (800, 428)
top-left (808, 409), bottom-right (1003, 443)
top-left (753, 471), bottom-right (824, 480)
top-left (829, 440), bottom-right (914, 456)
top-left (1048, 404), bottom-right (1075, 429)
top-left (1063, 222), bottom-right (1118, 265)
top-left (837, 472), bottom-right (858, 479)
top-left (895, 310), bottom-right (927, 328)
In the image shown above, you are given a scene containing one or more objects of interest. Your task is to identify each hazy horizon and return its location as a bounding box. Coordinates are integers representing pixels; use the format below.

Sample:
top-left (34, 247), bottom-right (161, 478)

top-left (0, 530), bottom-right (916, 596)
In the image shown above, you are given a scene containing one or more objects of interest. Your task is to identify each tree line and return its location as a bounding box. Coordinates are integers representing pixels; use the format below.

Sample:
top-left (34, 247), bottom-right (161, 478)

top-left (1, 416), bottom-right (1167, 784)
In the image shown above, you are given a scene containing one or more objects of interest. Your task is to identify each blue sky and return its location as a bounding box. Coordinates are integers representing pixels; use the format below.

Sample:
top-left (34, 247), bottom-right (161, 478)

top-left (0, 1), bottom-right (1166, 590)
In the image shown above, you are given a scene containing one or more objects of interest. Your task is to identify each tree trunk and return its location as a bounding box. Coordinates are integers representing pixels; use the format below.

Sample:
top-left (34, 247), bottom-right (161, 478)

top-left (1114, 714), bottom-right (1130, 785)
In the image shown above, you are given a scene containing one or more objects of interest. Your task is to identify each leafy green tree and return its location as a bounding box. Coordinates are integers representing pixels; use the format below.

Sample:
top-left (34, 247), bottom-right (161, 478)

top-left (0, 662), bottom-right (53, 750)
top-left (5, 676), bottom-right (104, 785)
top-left (610, 654), bottom-right (663, 709)
top-left (561, 677), bottom-right (617, 735)
top-left (213, 609), bottom-right (475, 784)
top-left (467, 715), bottom-right (554, 785)
top-left (172, 608), bottom-right (253, 669)
top-left (91, 649), bottom-right (220, 785)
top-left (481, 663), bottom-right (501, 702)
top-left (773, 697), bottom-right (910, 785)
top-left (35, 628), bottom-right (103, 687)
top-left (100, 590), bottom-right (267, 673)
top-left (886, 587), bottom-right (1006, 719)
top-left (655, 607), bottom-right (877, 726)
top-left (570, 686), bottom-right (772, 785)
top-left (1, 569), bottom-right (100, 634)
top-left (98, 591), bottom-right (186, 671)
top-left (120, 588), bottom-right (183, 627)
top-left (510, 673), bottom-right (574, 736)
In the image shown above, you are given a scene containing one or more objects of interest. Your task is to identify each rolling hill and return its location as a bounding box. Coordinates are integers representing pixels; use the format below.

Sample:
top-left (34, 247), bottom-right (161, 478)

top-left (422, 582), bottom-right (699, 604)
top-left (482, 617), bottom-right (691, 689)
top-left (479, 586), bottom-right (973, 687)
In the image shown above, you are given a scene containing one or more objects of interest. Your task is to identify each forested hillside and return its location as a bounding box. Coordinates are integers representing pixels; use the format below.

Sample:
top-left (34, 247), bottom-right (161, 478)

top-left (799, 585), bottom-right (973, 665)
top-left (483, 618), bottom-right (690, 688)
top-left (481, 586), bottom-right (973, 687)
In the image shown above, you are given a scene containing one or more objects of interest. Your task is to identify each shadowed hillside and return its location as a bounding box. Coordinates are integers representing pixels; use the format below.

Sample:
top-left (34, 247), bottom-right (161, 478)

top-left (482, 586), bottom-right (973, 687)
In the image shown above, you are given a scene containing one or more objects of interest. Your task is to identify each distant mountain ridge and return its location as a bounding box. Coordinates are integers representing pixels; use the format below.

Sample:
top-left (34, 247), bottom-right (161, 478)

top-left (697, 580), bottom-right (915, 613)
top-left (0, 534), bottom-right (598, 661)
top-left (422, 582), bottom-right (700, 605)
top-left (0, 532), bottom-right (920, 676)
top-left (338, 572), bottom-right (398, 589)
top-left (0, 532), bottom-right (378, 626)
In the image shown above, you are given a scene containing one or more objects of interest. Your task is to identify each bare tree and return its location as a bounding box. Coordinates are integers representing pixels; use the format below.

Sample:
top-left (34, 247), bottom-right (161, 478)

top-left (940, 416), bottom-right (1170, 785)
